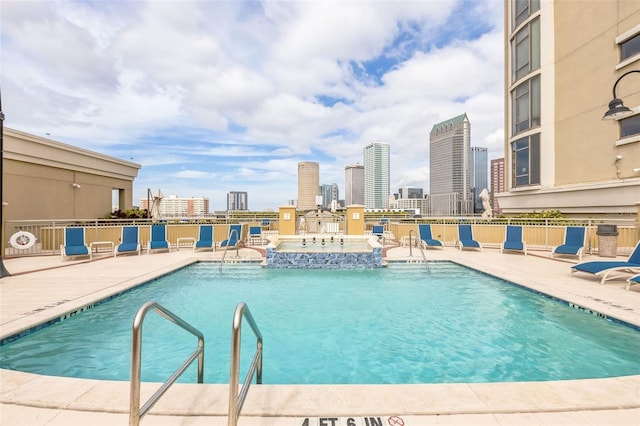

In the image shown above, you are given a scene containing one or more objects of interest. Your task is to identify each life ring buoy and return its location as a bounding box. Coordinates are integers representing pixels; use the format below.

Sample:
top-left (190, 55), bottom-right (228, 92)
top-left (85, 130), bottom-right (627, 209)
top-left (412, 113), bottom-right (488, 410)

top-left (9, 231), bottom-right (37, 250)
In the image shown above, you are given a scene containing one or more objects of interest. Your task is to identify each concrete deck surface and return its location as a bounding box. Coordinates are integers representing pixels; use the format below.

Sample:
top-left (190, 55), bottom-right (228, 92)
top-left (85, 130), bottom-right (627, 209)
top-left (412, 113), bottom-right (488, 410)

top-left (1, 244), bottom-right (639, 425)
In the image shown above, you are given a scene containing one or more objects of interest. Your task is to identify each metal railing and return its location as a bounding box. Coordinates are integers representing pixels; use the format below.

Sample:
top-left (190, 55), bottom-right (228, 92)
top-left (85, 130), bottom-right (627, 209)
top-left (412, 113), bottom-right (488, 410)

top-left (219, 228), bottom-right (240, 271)
top-left (408, 229), bottom-right (429, 270)
top-left (129, 301), bottom-right (205, 426)
top-left (3, 216), bottom-right (638, 258)
top-left (228, 302), bottom-right (263, 426)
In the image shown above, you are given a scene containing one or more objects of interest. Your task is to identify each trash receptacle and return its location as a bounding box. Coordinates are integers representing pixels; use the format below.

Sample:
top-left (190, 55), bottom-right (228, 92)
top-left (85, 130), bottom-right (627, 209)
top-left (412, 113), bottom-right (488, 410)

top-left (596, 224), bottom-right (618, 257)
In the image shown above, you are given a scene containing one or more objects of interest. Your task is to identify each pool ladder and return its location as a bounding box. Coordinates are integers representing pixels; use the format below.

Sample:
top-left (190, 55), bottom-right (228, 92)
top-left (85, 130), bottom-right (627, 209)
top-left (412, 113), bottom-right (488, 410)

top-left (408, 229), bottom-right (430, 271)
top-left (219, 228), bottom-right (241, 271)
top-left (129, 301), bottom-right (263, 426)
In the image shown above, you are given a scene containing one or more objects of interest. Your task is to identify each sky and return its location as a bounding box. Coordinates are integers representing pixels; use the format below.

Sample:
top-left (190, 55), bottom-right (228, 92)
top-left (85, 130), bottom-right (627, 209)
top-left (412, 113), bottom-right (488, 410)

top-left (1, 0), bottom-right (505, 212)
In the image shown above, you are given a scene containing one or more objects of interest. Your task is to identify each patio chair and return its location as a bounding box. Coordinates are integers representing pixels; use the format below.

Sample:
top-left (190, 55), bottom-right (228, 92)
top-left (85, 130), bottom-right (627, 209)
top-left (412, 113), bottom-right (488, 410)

top-left (372, 225), bottom-right (385, 245)
top-left (218, 224), bottom-right (243, 250)
top-left (457, 224), bottom-right (482, 251)
top-left (147, 224), bottom-right (171, 254)
top-left (247, 226), bottom-right (264, 245)
top-left (571, 240), bottom-right (640, 285)
top-left (626, 273), bottom-right (640, 291)
top-left (115, 226), bottom-right (141, 256)
top-left (193, 224), bottom-right (214, 251)
top-left (60, 227), bottom-right (90, 260)
top-left (501, 225), bottom-right (527, 255)
top-left (418, 224), bottom-right (443, 249)
top-left (551, 226), bottom-right (586, 260)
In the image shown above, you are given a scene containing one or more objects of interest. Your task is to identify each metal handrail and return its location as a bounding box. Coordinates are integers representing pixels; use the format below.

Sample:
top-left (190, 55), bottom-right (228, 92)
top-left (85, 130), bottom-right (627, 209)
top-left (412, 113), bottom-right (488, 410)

top-left (410, 229), bottom-right (430, 270)
top-left (228, 302), bottom-right (263, 426)
top-left (129, 301), bottom-right (205, 426)
top-left (219, 228), bottom-right (241, 271)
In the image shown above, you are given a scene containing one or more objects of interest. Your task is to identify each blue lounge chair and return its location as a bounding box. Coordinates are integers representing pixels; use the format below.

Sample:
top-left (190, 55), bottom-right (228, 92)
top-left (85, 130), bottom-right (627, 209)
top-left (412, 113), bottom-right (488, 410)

top-left (627, 274), bottom-right (640, 291)
top-left (571, 240), bottom-right (640, 285)
top-left (115, 226), bottom-right (141, 256)
top-left (372, 225), bottom-right (385, 245)
top-left (247, 226), bottom-right (264, 245)
top-left (194, 224), bottom-right (214, 251)
top-left (501, 225), bottom-right (527, 255)
top-left (457, 224), bottom-right (482, 251)
top-left (552, 226), bottom-right (586, 260)
top-left (418, 224), bottom-right (443, 249)
top-left (147, 224), bottom-right (171, 254)
top-left (218, 224), bottom-right (243, 250)
top-left (60, 227), bottom-right (90, 260)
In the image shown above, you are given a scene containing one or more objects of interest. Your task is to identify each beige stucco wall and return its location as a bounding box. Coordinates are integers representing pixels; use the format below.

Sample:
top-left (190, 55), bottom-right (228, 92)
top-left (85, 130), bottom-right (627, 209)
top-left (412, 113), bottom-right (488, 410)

top-left (500, 0), bottom-right (640, 216)
top-left (2, 128), bottom-right (141, 220)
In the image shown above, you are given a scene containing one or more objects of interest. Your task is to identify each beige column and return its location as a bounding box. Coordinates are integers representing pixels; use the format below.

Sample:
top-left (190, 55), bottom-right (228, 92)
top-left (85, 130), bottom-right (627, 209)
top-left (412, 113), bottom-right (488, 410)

top-left (636, 201), bottom-right (640, 241)
top-left (346, 204), bottom-right (365, 235)
top-left (278, 205), bottom-right (297, 236)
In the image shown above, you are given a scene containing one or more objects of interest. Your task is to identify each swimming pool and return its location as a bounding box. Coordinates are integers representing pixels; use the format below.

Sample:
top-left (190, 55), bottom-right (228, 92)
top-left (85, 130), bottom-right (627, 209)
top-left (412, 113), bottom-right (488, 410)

top-left (1, 262), bottom-right (638, 384)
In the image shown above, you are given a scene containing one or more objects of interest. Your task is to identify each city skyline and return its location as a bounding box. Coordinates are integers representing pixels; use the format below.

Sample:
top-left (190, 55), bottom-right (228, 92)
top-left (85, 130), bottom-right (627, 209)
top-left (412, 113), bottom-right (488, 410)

top-left (1, 1), bottom-right (505, 211)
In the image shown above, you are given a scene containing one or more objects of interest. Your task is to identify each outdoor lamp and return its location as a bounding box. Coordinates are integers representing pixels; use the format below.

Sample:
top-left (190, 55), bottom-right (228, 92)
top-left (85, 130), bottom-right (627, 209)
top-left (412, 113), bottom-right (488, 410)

top-left (602, 69), bottom-right (640, 120)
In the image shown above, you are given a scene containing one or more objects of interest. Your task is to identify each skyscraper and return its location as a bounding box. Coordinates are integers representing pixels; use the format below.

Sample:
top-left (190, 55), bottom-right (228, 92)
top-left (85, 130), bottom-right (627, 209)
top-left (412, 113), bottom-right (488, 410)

top-left (227, 191), bottom-right (248, 211)
top-left (297, 161), bottom-right (320, 211)
top-left (363, 142), bottom-right (390, 209)
top-left (470, 146), bottom-right (488, 213)
top-left (490, 158), bottom-right (505, 214)
top-left (344, 164), bottom-right (364, 206)
top-left (429, 113), bottom-right (472, 215)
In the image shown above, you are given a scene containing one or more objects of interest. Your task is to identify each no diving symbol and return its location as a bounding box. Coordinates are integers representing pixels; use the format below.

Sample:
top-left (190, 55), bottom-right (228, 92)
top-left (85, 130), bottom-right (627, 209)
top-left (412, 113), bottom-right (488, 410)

top-left (387, 416), bottom-right (404, 426)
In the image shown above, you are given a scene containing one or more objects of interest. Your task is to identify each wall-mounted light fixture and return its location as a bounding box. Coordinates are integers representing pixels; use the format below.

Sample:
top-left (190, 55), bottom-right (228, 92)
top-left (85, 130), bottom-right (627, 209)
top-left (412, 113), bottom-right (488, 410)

top-left (71, 183), bottom-right (81, 189)
top-left (603, 69), bottom-right (640, 120)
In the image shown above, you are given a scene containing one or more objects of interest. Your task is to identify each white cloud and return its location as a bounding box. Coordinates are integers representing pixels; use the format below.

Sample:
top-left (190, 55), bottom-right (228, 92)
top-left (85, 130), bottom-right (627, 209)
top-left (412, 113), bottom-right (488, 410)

top-left (1, 0), bottom-right (505, 211)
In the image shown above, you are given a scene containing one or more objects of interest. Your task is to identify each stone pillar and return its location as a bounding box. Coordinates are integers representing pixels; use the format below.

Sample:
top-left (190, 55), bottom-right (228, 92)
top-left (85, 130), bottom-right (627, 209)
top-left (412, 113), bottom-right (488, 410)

top-left (346, 204), bottom-right (365, 235)
top-left (278, 205), bottom-right (297, 236)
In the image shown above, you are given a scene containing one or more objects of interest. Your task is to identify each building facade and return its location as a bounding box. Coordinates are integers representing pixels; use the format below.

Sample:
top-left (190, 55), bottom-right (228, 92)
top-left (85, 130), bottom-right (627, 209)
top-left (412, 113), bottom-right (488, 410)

top-left (398, 187), bottom-right (424, 199)
top-left (227, 191), bottom-right (248, 211)
top-left (3, 128), bottom-right (140, 221)
top-left (471, 146), bottom-right (489, 213)
top-left (490, 157), bottom-right (506, 214)
top-left (344, 164), bottom-right (364, 206)
top-left (499, 0), bottom-right (640, 216)
top-left (320, 183), bottom-right (339, 210)
top-left (429, 113), bottom-right (472, 215)
top-left (141, 195), bottom-right (209, 217)
top-left (297, 161), bottom-right (320, 211)
top-left (364, 142), bottom-right (390, 209)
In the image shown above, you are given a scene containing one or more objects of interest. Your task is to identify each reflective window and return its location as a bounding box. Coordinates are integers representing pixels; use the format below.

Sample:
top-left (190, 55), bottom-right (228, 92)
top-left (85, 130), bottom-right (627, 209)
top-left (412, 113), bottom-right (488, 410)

top-left (513, 0), bottom-right (540, 29)
top-left (620, 33), bottom-right (640, 61)
top-left (512, 134), bottom-right (540, 187)
top-left (512, 18), bottom-right (540, 82)
top-left (512, 76), bottom-right (540, 135)
top-left (620, 114), bottom-right (640, 138)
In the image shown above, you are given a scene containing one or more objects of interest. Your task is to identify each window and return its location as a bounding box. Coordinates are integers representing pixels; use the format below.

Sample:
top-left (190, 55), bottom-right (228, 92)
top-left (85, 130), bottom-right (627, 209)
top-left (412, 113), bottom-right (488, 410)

top-left (512, 18), bottom-right (540, 81)
top-left (512, 75), bottom-right (540, 135)
top-left (620, 33), bottom-right (640, 62)
top-left (512, 134), bottom-right (540, 187)
top-left (513, 0), bottom-right (540, 29)
top-left (620, 114), bottom-right (640, 139)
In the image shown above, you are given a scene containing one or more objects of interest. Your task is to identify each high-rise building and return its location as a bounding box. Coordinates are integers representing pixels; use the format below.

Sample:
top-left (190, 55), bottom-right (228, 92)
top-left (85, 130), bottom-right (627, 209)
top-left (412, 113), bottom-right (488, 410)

top-left (141, 195), bottom-right (209, 217)
top-left (320, 183), bottom-right (339, 209)
top-left (344, 164), bottom-right (364, 206)
top-left (470, 147), bottom-right (488, 213)
top-left (227, 191), bottom-right (248, 211)
top-left (364, 142), bottom-right (390, 209)
top-left (429, 113), bottom-right (472, 215)
top-left (490, 158), bottom-right (505, 214)
top-left (398, 187), bottom-right (424, 199)
top-left (297, 161), bottom-right (320, 211)
top-left (499, 1), bottom-right (640, 216)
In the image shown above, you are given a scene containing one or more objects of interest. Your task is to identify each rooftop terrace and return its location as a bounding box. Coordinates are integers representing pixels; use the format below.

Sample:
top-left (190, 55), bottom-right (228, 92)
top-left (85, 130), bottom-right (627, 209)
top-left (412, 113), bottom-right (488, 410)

top-left (0, 245), bottom-right (638, 425)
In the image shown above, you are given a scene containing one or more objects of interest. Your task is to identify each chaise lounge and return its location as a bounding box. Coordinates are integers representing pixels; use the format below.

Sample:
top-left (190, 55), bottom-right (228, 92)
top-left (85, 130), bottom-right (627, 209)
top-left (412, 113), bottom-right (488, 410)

top-left (551, 226), bottom-right (586, 260)
top-left (418, 224), bottom-right (443, 249)
top-left (501, 225), bottom-right (527, 256)
top-left (457, 224), bottom-right (482, 251)
top-left (571, 241), bottom-right (640, 285)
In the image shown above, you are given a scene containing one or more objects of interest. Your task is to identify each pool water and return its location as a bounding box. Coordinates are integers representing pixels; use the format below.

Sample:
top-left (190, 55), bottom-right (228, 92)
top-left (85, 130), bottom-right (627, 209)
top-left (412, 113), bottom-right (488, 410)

top-left (1, 262), bottom-right (638, 384)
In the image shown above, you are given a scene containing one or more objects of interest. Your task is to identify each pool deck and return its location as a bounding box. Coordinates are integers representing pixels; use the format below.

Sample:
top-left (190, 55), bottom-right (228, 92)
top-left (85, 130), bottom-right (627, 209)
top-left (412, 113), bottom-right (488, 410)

top-left (1, 244), bottom-right (639, 425)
